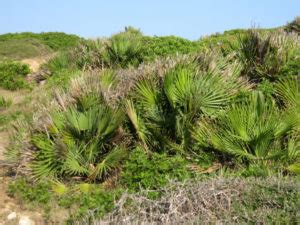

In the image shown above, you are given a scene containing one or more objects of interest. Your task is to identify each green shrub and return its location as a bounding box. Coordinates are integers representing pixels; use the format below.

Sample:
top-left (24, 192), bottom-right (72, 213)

top-left (0, 61), bottom-right (31, 90)
top-left (193, 91), bottom-right (296, 167)
top-left (105, 31), bottom-right (143, 68)
top-left (230, 30), bottom-right (296, 82)
top-left (126, 62), bottom-right (246, 154)
top-left (31, 95), bottom-right (126, 180)
top-left (140, 36), bottom-right (201, 62)
top-left (46, 68), bottom-right (81, 89)
top-left (285, 17), bottom-right (300, 34)
top-left (278, 52), bottom-right (300, 77)
top-left (8, 178), bottom-right (51, 205)
top-left (121, 148), bottom-right (191, 192)
top-left (62, 187), bottom-right (122, 220)
top-left (0, 32), bottom-right (81, 51)
top-left (8, 178), bottom-right (121, 222)
top-left (46, 51), bottom-right (72, 73)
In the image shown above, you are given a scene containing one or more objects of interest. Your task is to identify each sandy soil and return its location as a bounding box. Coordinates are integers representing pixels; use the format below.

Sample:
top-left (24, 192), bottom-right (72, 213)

top-left (0, 56), bottom-right (54, 224)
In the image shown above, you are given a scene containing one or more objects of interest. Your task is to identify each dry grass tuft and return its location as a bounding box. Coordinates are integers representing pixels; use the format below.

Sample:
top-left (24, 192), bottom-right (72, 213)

top-left (76, 176), bottom-right (300, 224)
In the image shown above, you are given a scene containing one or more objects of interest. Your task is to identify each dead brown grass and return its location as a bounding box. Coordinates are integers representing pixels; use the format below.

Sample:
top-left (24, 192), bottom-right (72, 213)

top-left (76, 176), bottom-right (300, 225)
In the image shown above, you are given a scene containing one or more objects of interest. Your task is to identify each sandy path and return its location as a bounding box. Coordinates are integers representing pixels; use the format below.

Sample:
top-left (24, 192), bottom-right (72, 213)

top-left (0, 57), bottom-right (51, 224)
top-left (21, 55), bottom-right (53, 73)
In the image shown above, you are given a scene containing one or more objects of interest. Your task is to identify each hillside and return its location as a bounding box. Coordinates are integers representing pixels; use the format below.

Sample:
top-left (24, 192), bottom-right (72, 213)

top-left (0, 17), bottom-right (299, 224)
top-left (0, 32), bottom-right (81, 61)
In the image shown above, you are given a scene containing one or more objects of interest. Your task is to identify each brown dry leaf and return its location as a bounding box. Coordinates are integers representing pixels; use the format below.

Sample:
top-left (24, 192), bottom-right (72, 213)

top-left (188, 162), bottom-right (222, 174)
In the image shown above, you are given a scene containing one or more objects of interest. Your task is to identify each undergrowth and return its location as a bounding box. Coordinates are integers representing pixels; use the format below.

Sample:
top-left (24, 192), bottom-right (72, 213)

top-left (0, 61), bottom-right (31, 90)
top-left (3, 19), bottom-right (300, 224)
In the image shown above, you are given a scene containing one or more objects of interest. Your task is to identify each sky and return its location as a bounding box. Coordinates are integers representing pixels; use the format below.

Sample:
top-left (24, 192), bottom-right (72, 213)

top-left (0, 0), bottom-right (299, 40)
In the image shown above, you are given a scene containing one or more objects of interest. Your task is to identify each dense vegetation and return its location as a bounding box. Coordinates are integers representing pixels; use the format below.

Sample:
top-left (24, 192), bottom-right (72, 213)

top-left (0, 32), bottom-right (81, 61)
top-left (0, 32), bottom-right (81, 51)
top-left (2, 19), bottom-right (300, 223)
top-left (0, 61), bottom-right (31, 90)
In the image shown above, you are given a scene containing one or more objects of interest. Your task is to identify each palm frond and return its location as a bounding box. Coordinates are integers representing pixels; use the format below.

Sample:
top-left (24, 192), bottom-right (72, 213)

top-left (194, 91), bottom-right (294, 161)
top-left (89, 146), bottom-right (128, 181)
top-left (126, 100), bottom-right (151, 149)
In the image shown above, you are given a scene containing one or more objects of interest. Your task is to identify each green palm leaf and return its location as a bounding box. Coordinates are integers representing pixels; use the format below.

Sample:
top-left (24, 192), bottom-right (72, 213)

top-left (89, 146), bottom-right (128, 181)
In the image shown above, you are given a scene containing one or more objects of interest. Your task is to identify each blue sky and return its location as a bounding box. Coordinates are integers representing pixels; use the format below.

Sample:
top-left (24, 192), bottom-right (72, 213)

top-left (0, 0), bottom-right (299, 40)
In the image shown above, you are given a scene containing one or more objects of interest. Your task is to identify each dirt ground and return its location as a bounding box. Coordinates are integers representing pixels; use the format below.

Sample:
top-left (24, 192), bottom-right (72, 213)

top-left (0, 57), bottom-right (51, 224)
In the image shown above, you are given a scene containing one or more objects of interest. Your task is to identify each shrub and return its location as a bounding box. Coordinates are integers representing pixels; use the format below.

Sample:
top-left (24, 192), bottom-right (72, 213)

top-left (31, 94), bottom-right (127, 180)
top-left (45, 68), bottom-right (81, 89)
top-left (140, 36), bottom-right (201, 62)
top-left (71, 39), bottom-right (106, 70)
top-left (231, 30), bottom-right (297, 82)
top-left (126, 61), bottom-right (247, 154)
top-left (8, 178), bottom-right (122, 221)
top-left (0, 32), bottom-right (81, 51)
top-left (62, 187), bottom-right (122, 220)
top-left (0, 61), bottom-right (31, 90)
top-left (193, 91), bottom-right (296, 168)
top-left (8, 178), bottom-right (51, 205)
top-left (46, 51), bottom-right (73, 73)
top-left (285, 17), bottom-right (300, 34)
top-left (120, 147), bottom-right (191, 191)
top-left (278, 51), bottom-right (300, 77)
top-left (105, 31), bottom-right (143, 68)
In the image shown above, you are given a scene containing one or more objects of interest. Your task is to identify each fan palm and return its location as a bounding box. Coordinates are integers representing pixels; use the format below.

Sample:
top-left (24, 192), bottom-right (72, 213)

top-left (285, 17), bottom-right (300, 34)
top-left (231, 30), bottom-right (293, 82)
top-left (275, 77), bottom-right (300, 173)
top-left (106, 33), bottom-right (143, 68)
top-left (31, 99), bottom-right (126, 181)
top-left (127, 63), bottom-right (247, 154)
top-left (193, 91), bottom-right (295, 163)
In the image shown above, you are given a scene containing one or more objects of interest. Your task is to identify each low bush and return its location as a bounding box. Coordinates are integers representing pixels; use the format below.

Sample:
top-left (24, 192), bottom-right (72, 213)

top-left (0, 32), bottom-right (81, 51)
top-left (140, 36), bottom-right (201, 62)
top-left (121, 148), bottom-right (192, 192)
top-left (8, 178), bottom-right (51, 205)
top-left (229, 30), bottom-right (298, 82)
top-left (0, 61), bottom-right (31, 90)
top-left (46, 52), bottom-right (72, 73)
top-left (30, 92), bottom-right (127, 180)
top-left (285, 17), bottom-right (300, 34)
top-left (45, 68), bottom-right (81, 89)
top-left (7, 178), bottom-right (122, 221)
top-left (193, 91), bottom-right (298, 169)
top-left (126, 61), bottom-right (247, 154)
top-left (105, 30), bottom-right (143, 68)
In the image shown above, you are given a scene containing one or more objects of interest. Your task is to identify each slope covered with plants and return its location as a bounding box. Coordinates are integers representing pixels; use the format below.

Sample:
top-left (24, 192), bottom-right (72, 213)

top-left (1, 19), bottom-right (300, 224)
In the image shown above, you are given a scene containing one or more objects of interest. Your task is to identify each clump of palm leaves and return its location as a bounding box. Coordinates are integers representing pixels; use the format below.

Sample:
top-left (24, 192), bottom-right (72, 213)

top-left (105, 31), bottom-right (143, 68)
top-left (69, 28), bottom-right (143, 70)
top-left (126, 61), bottom-right (248, 154)
top-left (285, 16), bottom-right (300, 34)
top-left (21, 70), bottom-right (129, 181)
top-left (31, 94), bottom-right (127, 181)
top-left (230, 30), bottom-right (297, 82)
top-left (193, 91), bottom-right (298, 170)
top-left (72, 39), bottom-right (107, 70)
top-left (274, 76), bottom-right (300, 172)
